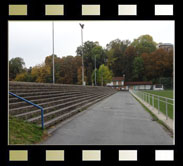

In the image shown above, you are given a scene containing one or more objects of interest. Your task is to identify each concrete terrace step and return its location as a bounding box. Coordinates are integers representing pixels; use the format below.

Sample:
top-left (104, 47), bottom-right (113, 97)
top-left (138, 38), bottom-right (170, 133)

top-left (28, 93), bottom-right (107, 124)
top-left (9, 81), bottom-right (117, 129)
top-left (9, 91), bottom-right (85, 103)
top-left (10, 93), bottom-right (100, 115)
top-left (9, 92), bottom-right (100, 108)
top-left (9, 83), bottom-right (115, 93)
top-left (9, 90), bottom-right (87, 98)
top-left (9, 83), bottom-right (114, 93)
top-left (17, 93), bottom-right (106, 121)
top-left (9, 88), bottom-right (108, 98)
top-left (41, 94), bottom-right (110, 128)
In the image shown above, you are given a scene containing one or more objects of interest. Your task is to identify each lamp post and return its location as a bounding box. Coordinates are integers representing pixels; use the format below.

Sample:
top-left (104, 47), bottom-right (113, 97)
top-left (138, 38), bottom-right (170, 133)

top-left (79, 23), bottom-right (85, 86)
top-left (95, 54), bottom-right (96, 86)
top-left (52, 21), bottom-right (55, 84)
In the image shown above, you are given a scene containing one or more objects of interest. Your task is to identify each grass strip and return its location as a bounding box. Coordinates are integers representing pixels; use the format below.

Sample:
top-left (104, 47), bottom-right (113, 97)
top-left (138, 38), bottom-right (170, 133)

top-left (9, 116), bottom-right (48, 145)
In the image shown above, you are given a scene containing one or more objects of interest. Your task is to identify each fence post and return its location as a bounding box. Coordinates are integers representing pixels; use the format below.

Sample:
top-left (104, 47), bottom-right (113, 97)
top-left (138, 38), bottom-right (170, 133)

top-left (166, 98), bottom-right (168, 120)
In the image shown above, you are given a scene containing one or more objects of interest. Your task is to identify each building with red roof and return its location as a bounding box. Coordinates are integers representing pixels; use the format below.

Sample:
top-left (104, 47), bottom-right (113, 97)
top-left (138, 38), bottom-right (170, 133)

top-left (106, 76), bottom-right (153, 91)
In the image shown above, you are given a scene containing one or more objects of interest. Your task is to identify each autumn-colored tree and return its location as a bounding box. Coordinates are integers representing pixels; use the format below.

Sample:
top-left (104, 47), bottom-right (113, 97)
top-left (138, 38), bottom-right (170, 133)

top-left (10, 35), bottom-right (173, 86)
top-left (15, 72), bottom-right (33, 82)
top-left (45, 55), bottom-right (61, 83)
top-left (141, 48), bottom-right (173, 81)
top-left (77, 66), bottom-right (82, 85)
top-left (31, 64), bottom-right (51, 83)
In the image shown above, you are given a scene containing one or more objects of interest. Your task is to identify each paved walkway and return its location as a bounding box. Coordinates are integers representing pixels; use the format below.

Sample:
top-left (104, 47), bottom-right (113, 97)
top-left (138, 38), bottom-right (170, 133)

top-left (130, 90), bottom-right (174, 132)
top-left (42, 92), bottom-right (173, 145)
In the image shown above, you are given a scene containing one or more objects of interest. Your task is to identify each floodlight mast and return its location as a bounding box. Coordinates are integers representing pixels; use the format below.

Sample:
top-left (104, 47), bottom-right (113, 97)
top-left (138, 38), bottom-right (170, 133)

top-left (52, 21), bottom-right (55, 84)
top-left (79, 23), bottom-right (85, 86)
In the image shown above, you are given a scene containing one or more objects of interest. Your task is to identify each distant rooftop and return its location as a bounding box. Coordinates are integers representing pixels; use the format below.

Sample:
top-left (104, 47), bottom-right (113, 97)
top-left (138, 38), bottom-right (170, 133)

top-left (112, 77), bottom-right (124, 81)
top-left (124, 81), bottom-right (153, 86)
top-left (158, 43), bottom-right (173, 46)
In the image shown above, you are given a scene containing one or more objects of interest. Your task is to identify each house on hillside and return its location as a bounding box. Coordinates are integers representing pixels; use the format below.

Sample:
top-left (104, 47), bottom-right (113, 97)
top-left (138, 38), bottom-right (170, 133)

top-left (106, 76), bottom-right (153, 91)
top-left (157, 43), bottom-right (173, 52)
top-left (124, 81), bottom-right (153, 90)
top-left (106, 77), bottom-right (125, 90)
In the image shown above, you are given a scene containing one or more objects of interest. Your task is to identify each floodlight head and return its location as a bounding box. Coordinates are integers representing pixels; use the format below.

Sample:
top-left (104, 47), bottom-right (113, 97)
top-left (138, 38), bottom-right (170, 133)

top-left (79, 23), bottom-right (84, 29)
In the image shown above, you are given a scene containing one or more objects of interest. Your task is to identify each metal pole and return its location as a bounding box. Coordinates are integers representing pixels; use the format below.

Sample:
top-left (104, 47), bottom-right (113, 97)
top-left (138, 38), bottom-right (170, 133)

top-left (95, 54), bottom-right (96, 86)
top-left (145, 94), bottom-right (146, 102)
top-left (52, 21), bottom-right (55, 84)
top-left (9, 92), bottom-right (44, 129)
top-left (166, 98), bottom-right (168, 120)
top-left (152, 95), bottom-right (154, 108)
top-left (158, 96), bottom-right (160, 114)
top-left (101, 69), bottom-right (103, 86)
top-left (81, 28), bottom-right (84, 85)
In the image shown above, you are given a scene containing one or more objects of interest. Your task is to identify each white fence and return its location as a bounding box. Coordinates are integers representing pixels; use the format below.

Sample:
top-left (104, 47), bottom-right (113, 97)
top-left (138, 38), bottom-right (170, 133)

top-left (130, 90), bottom-right (174, 120)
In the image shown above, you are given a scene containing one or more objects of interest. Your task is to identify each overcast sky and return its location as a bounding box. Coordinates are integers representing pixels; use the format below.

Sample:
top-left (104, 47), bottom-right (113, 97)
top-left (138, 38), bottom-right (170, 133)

top-left (9, 21), bottom-right (174, 68)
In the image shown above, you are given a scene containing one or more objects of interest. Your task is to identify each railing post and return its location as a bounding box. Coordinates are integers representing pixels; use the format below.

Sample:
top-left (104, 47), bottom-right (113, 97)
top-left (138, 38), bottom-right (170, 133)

top-left (9, 92), bottom-right (44, 130)
top-left (142, 92), bottom-right (144, 101)
top-left (152, 95), bottom-right (154, 108)
top-left (41, 108), bottom-right (44, 129)
top-left (166, 98), bottom-right (168, 120)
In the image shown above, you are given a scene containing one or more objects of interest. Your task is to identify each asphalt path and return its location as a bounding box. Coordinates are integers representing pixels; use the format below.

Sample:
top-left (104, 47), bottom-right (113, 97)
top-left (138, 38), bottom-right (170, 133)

top-left (42, 91), bottom-right (173, 145)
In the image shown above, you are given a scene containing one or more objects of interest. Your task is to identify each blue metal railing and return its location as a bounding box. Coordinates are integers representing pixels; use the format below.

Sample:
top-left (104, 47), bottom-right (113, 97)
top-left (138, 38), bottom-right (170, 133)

top-left (9, 92), bottom-right (44, 129)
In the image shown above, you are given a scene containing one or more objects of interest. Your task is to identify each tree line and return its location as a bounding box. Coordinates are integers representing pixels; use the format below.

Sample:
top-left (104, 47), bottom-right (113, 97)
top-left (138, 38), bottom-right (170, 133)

top-left (9, 34), bottom-right (173, 88)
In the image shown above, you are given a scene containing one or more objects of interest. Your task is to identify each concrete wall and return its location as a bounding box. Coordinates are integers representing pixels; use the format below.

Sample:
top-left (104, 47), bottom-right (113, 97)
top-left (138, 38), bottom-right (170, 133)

top-left (133, 85), bottom-right (152, 90)
top-left (153, 85), bottom-right (164, 90)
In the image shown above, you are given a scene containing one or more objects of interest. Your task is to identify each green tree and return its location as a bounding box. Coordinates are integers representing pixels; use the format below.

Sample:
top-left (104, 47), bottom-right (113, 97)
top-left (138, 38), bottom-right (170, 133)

top-left (91, 69), bottom-right (100, 86)
top-left (76, 41), bottom-right (106, 85)
top-left (123, 46), bottom-right (137, 81)
top-left (15, 72), bottom-right (33, 82)
top-left (106, 39), bottom-right (130, 77)
top-left (131, 35), bottom-right (157, 56)
top-left (9, 57), bottom-right (25, 80)
top-left (98, 64), bottom-right (112, 86)
top-left (132, 56), bottom-right (145, 81)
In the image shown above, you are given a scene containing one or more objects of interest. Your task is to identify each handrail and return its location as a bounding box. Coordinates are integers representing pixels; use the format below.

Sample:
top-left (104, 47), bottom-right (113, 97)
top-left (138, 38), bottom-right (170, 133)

top-left (140, 91), bottom-right (174, 101)
top-left (130, 89), bottom-right (174, 120)
top-left (9, 92), bottom-right (44, 129)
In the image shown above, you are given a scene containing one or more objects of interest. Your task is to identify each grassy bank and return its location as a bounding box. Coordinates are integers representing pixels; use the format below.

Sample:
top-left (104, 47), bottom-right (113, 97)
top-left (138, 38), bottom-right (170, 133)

top-left (144, 90), bottom-right (173, 99)
top-left (9, 116), bottom-right (47, 145)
